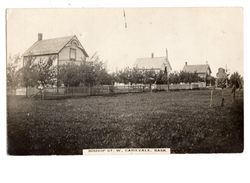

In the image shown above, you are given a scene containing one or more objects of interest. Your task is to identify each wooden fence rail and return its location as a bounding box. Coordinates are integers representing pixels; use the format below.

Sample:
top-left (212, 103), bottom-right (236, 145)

top-left (8, 82), bottom-right (208, 99)
top-left (42, 85), bottom-right (147, 99)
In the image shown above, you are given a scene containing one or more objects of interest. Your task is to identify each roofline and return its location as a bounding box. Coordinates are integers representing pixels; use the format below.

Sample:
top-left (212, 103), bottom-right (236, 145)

top-left (183, 64), bottom-right (212, 74)
top-left (183, 64), bottom-right (210, 66)
top-left (23, 35), bottom-right (89, 58)
top-left (135, 57), bottom-right (172, 70)
top-left (22, 41), bottom-right (40, 57)
top-left (57, 35), bottom-right (76, 55)
top-left (40, 35), bottom-right (75, 41)
top-left (23, 53), bottom-right (58, 57)
top-left (73, 35), bottom-right (89, 57)
top-left (136, 56), bottom-right (168, 60)
top-left (57, 35), bottom-right (89, 57)
top-left (136, 68), bottom-right (162, 70)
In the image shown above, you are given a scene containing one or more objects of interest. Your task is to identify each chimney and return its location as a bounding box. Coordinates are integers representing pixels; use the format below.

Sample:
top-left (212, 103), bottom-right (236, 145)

top-left (185, 61), bottom-right (188, 66)
top-left (38, 33), bottom-right (43, 41)
top-left (166, 48), bottom-right (168, 58)
top-left (151, 53), bottom-right (154, 58)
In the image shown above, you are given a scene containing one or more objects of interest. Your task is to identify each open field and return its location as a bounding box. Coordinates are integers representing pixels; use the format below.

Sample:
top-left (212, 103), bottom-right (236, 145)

top-left (7, 89), bottom-right (243, 155)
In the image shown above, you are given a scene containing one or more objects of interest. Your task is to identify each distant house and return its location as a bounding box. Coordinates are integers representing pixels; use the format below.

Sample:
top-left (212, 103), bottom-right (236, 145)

top-left (182, 62), bottom-right (212, 80)
top-left (134, 49), bottom-right (172, 73)
top-left (23, 33), bottom-right (89, 66)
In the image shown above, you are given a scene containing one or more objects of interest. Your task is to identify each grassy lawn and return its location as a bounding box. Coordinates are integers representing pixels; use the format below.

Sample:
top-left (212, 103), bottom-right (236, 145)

top-left (7, 89), bottom-right (243, 155)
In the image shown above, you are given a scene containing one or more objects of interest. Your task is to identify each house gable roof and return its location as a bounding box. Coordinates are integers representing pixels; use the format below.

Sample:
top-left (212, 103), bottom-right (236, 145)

top-left (183, 64), bottom-right (212, 74)
top-left (134, 57), bottom-right (172, 71)
top-left (23, 35), bottom-right (88, 57)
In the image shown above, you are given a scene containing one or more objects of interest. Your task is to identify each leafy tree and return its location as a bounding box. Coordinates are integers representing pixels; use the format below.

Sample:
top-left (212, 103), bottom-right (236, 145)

top-left (82, 53), bottom-right (113, 86)
top-left (18, 55), bottom-right (57, 97)
top-left (142, 70), bottom-right (157, 84)
top-left (155, 71), bottom-right (165, 84)
top-left (7, 54), bottom-right (22, 90)
top-left (206, 75), bottom-right (216, 86)
top-left (19, 56), bottom-right (39, 88)
top-left (229, 72), bottom-right (243, 89)
top-left (130, 67), bottom-right (144, 84)
top-left (36, 56), bottom-right (57, 87)
top-left (116, 67), bottom-right (131, 84)
top-left (58, 63), bottom-right (81, 87)
top-left (110, 72), bottom-right (119, 84)
top-left (179, 71), bottom-right (202, 83)
top-left (7, 63), bottom-right (20, 89)
top-left (79, 61), bottom-right (97, 86)
top-left (115, 67), bottom-right (148, 85)
top-left (98, 70), bottom-right (114, 85)
top-left (169, 72), bottom-right (180, 84)
top-left (58, 53), bottom-right (113, 87)
top-left (114, 68), bottom-right (206, 85)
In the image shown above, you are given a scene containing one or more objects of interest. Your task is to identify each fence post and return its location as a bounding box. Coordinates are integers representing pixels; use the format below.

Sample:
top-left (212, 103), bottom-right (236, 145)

top-left (221, 88), bottom-right (224, 107)
top-left (88, 85), bottom-right (91, 96)
top-left (210, 89), bottom-right (213, 107)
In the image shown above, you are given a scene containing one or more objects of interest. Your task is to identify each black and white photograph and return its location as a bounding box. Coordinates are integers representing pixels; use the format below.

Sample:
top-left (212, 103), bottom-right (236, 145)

top-left (6, 8), bottom-right (243, 155)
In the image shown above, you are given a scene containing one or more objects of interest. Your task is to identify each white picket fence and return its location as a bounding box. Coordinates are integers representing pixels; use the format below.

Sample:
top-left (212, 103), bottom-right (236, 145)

top-left (10, 82), bottom-right (207, 99)
top-left (156, 82), bottom-right (206, 91)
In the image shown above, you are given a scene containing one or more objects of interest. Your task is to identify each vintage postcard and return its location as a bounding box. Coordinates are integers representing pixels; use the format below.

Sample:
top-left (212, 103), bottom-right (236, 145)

top-left (6, 8), bottom-right (243, 155)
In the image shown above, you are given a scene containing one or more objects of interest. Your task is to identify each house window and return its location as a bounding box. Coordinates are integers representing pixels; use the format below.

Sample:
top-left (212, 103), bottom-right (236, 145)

top-left (70, 48), bottom-right (76, 61)
top-left (71, 40), bottom-right (79, 46)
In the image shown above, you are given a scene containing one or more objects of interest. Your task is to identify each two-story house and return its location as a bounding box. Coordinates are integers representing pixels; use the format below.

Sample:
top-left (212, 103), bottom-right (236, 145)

top-left (23, 33), bottom-right (89, 66)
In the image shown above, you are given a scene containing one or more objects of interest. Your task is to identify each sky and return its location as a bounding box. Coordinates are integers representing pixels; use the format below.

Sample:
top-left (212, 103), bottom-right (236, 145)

top-left (7, 8), bottom-right (243, 76)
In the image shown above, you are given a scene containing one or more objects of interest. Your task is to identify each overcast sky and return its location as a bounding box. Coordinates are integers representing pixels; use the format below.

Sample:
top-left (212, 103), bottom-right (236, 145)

top-left (7, 8), bottom-right (243, 76)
